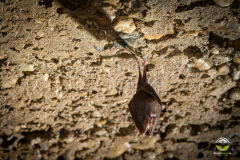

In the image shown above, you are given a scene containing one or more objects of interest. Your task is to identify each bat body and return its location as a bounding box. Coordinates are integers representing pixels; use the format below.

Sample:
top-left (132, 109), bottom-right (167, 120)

top-left (128, 60), bottom-right (163, 137)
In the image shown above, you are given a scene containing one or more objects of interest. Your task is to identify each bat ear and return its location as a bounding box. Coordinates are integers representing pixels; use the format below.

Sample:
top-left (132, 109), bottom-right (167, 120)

top-left (141, 84), bottom-right (163, 106)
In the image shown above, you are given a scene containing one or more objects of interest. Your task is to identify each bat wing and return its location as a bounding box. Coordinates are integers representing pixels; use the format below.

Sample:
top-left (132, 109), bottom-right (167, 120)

top-left (128, 89), bottom-right (162, 136)
top-left (140, 84), bottom-right (163, 106)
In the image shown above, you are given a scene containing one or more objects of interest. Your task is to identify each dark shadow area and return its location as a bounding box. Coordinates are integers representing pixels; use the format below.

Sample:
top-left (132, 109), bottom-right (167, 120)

top-left (183, 46), bottom-right (203, 59)
top-left (175, 0), bottom-right (215, 13)
top-left (54, 0), bottom-right (143, 58)
top-left (57, 0), bottom-right (115, 41)
top-left (209, 32), bottom-right (240, 51)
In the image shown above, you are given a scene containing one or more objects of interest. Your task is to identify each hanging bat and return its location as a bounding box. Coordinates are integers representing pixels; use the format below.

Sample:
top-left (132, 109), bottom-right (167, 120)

top-left (128, 60), bottom-right (163, 137)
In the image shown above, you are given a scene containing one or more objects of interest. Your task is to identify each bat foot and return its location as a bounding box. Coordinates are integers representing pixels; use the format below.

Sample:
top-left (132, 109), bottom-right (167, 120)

top-left (140, 132), bottom-right (152, 137)
top-left (146, 134), bottom-right (152, 137)
top-left (143, 58), bottom-right (149, 64)
top-left (134, 59), bottom-right (141, 70)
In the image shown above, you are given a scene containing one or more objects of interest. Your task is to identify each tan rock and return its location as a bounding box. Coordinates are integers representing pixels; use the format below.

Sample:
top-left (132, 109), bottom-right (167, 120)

top-left (107, 142), bottom-right (130, 158)
top-left (213, 0), bottom-right (234, 7)
top-left (217, 64), bottom-right (230, 75)
top-left (103, 0), bottom-right (119, 5)
top-left (209, 82), bottom-right (236, 98)
top-left (193, 58), bottom-right (213, 70)
top-left (20, 63), bottom-right (34, 71)
top-left (229, 88), bottom-right (240, 100)
top-left (113, 16), bottom-right (136, 33)
top-left (1, 76), bottom-right (18, 89)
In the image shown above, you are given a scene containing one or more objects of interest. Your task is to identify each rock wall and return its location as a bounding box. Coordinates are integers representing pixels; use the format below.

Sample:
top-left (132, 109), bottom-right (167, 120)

top-left (0, 0), bottom-right (240, 159)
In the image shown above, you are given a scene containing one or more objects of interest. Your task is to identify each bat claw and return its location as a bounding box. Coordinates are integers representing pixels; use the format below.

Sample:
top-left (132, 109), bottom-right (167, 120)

top-left (134, 59), bottom-right (141, 70)
top-left (143, 58), bottom-right (149, 64)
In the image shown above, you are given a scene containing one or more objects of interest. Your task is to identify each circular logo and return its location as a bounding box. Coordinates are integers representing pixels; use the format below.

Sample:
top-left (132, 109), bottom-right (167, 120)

top-left (215, 137), bottom-right (230, 152)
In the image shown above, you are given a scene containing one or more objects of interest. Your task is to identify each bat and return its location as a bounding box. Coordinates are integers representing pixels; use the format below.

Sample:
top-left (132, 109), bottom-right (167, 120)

top-left (128, 60), bottom-right (163, 137)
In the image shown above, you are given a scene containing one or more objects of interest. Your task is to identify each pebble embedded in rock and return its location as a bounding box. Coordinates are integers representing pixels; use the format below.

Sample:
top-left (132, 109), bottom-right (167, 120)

top-left (95, 120), bottom-right (106, 127)
top-left (207, 68), bottom-right (218, 78)
top-left (55, 76), bottom-right (61, 84)
top-left (66, 135), bottom-right (75, 142)
top-left (102, 68), bottom-right (110, 74)
top-left (233, 56), bottom-right (240, 64)
top-left (36, 31), bottom-right (45, 39)
top-left (193, 58), bottom-right (213, 70)
top-left (20, 63), bottom-right (34, 71)
top-left (43, 74), bottom-right (49, 81)
top-left (94, 129), bottom-right (107, 136)
top-left (211, 47), bottom-right (219, 55)
top-left (14, 126), bottom-right (21, 132)
top-left (105, 88), bottom-right (118, 96)
top-left (132, 135), bottom-right (159, 150)
top-left (213, 54), bottom-right (232, 65)
top-left (82, 140), bottom-right (98, 149)
top-left (107, 142), bottom-right (130, 158)
top-left (103, 0), bottom-right (119, 5)
top-left (152, 51), bottom-right (159, 57)
top-left (233, 71), bottom-right (240, 81)
top-left (141, 20), bottom-right (174, 40)
top-left (113, 16), bottom-right (136, 33)
top-left (1, 76), bottom-right (18, 89)
top-left (101, 7), bottom-right (116, 22)
top-left (0, 138), bottom-right (3, 145)
top-left (231, 64), bottom-right (240, 81)
top-left (144, 34), bottom-right (163, 40)
top-left (217, 64), bottom-right (230, 75)
top-left (189, 31), bottom-right (199, 37)
top-left (59, 30), bottom-right (67, 36)
top-left (129, 12), bottom-right (143, 19)
top-left (213, 0), bottom-right (234, 7)
top-left (232, 108), bottom-right (240, 117)
top-left (229, 88), bottom-right (240, 100)
top-left (209, 82), bottom-right (236, 98)
top-left (92, 110), bottom-right (102, 117)
top-left (223, 75), bottom-right (232, 84)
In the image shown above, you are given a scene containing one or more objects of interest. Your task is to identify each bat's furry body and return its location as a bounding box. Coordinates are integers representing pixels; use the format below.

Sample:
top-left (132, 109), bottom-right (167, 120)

top-left (128, 61), bottom-right (163, 136)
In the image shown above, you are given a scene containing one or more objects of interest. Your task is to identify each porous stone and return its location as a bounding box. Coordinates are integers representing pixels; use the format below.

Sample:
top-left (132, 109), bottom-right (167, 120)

top-left (20, 63), bottom-right (35, 71)
top-left (141, 20), bottom-right (174, 40)
top-left (103, 0), bottom-right (119, 5)
top-left (209, 82), bottom-right (236, 98)
top-left (231, 64), bottom-right (240, 81)
top-left (0, 0), bottom-right (240, 159)
top-left (217, 64), bottom-right (230, 75)
top-left (107, 142), bottom-right (130, 158)
top-left (229, 88), bottom-right (240, 100)
top-left (233, 53), bottom-right (240, 64)
top-left (1, 76), bottom-right (18, 89)
top-left (113, 16), bottom-right (136, 33)
top-left (213, 54), bottom-right (232, 65)
top-left (213, 0), bottom-right (234, 7)
top-left (193, 58), bottom-right (213, 70)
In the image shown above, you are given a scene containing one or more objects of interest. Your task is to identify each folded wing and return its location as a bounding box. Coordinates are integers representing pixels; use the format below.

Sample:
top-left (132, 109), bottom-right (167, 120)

top-left (128, 85), bottom-right (162, 136)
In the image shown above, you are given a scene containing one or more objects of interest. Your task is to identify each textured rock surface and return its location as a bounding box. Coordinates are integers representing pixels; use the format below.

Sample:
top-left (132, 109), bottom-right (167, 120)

top-left (0, 0), bottom-right (240, 159)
